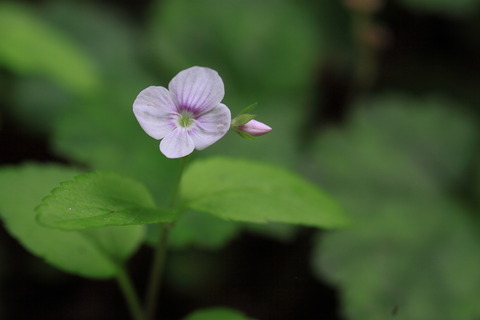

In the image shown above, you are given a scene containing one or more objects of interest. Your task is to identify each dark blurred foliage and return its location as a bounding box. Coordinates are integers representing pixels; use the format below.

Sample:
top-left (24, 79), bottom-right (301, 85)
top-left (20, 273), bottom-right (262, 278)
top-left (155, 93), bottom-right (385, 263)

top-left (0, 0), bottom-right (479, 319)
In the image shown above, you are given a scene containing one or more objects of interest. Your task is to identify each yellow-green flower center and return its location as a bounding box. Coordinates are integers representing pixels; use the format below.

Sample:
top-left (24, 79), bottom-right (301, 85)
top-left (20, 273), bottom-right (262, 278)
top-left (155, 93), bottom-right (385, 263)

top-left (178, 112), bottom-right (194, 128)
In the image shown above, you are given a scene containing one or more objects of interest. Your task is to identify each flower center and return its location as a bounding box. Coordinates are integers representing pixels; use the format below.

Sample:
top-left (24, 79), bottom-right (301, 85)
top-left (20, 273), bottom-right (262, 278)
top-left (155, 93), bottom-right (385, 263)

top-left (178, 111), bottom-right (194, 128)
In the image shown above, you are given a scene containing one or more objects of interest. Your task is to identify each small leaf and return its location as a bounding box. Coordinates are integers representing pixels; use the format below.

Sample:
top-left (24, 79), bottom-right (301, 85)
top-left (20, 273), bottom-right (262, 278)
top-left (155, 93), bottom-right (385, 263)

top-left (238, 102), bottom-right (258, 115)
top-left (231, 113), bottom-right (256, 127)
top-left (183, 307), bottom-right (253, 320)
top-left (0, 164), bottom-right (143, 278)
top-left (37, 171), bottom-right (178, 230)
top-left (235, 130), bottom-right (257, 140)
top-left (181, 157), bottom-right (349, 229)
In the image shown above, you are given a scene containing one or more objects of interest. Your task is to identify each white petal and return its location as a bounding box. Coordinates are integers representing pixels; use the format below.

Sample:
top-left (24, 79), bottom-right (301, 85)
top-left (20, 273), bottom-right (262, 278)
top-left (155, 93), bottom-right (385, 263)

top-left (133, 86), bottom-right (178, 139)
top-left (168, 66), bottom-right (224, 115)
top-left (160, 128), bottom-right (195, 158)
top-left (190, 103), bottom-right (231, 150)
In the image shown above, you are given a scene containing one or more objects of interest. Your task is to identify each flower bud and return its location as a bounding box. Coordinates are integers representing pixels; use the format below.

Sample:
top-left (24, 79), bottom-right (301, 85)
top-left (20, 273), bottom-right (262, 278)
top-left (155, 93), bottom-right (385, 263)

top-left (236, 119), bottom-right (272, 137)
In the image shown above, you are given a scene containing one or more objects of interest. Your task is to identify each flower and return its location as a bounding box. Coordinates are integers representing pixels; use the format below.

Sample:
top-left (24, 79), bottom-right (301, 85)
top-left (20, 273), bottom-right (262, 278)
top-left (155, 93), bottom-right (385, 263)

top-left (235, 119), bottom-right (272, 137)
top-left (133, 66), bottom-right (231, 158)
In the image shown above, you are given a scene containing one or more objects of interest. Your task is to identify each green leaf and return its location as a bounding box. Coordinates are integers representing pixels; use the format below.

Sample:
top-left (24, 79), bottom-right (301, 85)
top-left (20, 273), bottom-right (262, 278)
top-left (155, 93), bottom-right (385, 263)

top-left (311, 95), bottom-right (478, 217)
top-left (37, 171), bottom-right (178, 230)
top-left (46, 1), bottom-right (178, 206)
top-left (181, 157), bottom-right (349, 229)
top-left (238, 102), bottom-right (258, 115)
top-left (183, 307), bottom-right (253, 320)
top-left (0, 2), bottom-right (99, 95)
top-left (313, 200), bottom-right (480, 320)
top-left (0, 164), bottom-right (143, 278)
top-left (53, 85), bottom-right (178, 207)
top-left (231, 113), bottom-right (256, 127)
top-left (309, 94), bottom-right (480, 320)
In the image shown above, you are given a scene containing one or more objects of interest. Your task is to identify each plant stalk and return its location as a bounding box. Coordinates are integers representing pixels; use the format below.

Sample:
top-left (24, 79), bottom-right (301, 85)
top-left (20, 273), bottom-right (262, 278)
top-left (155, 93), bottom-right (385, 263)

top-left (116, 266), bottom-right (144, 320)
top-left (144, 156), bottom-right (189, 320)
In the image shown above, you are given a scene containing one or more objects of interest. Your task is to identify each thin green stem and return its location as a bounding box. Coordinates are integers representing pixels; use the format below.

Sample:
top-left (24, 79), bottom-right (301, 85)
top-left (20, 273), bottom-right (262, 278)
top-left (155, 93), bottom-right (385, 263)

top-left (144, 155), bottom-right (189, 320)
top-left (116, 266), bottom-right (144, 320)
top-left (144, 224), bottom-right (171, 320)
top-left (169, 155), bottom-right (190, 208)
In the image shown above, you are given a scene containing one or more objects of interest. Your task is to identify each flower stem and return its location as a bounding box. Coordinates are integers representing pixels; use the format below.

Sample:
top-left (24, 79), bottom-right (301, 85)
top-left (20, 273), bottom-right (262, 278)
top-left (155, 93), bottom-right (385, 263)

top-left (116, 266), bottom-right (144, 320)
top-left (144, 224), bottom-right (171, 320)
top-left (144, 156), bottom-right (189, 320)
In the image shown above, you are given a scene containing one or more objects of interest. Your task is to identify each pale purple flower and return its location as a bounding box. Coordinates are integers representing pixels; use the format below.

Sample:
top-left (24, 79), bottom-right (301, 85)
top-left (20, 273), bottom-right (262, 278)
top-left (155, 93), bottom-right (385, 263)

top-left (133, 66), bottom-right (231, 158)
top-left (237, 120), bottom-right (272, 137)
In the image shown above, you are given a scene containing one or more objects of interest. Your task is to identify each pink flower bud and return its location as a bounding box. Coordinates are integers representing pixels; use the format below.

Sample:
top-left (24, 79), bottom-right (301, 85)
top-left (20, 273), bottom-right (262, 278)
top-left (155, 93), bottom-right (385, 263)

top-left (236, 120), bottom-right (272, 137)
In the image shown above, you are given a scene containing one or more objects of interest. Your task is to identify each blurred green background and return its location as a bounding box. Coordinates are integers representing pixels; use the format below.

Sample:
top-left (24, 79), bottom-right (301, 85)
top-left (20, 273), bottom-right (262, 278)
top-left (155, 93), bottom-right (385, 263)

top-left (0, 0), bottom-right (479, 319)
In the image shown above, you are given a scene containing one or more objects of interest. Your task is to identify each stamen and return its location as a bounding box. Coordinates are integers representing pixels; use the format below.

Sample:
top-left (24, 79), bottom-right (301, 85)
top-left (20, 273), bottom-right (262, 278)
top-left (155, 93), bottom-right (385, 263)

top-left (178, 111), bottom-right (194, 128)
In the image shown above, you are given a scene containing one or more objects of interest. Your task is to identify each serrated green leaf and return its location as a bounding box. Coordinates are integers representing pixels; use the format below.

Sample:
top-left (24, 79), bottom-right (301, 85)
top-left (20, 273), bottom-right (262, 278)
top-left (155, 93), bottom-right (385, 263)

top-left (0, 164), bottom-right (143, 278)
top-left (37, 171), bottom-right (178, 230)
top-left (0, 2), bottom-right (99, 95)
top-left (53, 89), bottom-right (178, 207)
top-left (313, 200), bottom-right (480, 320)
top-left (310, 95), bottom-right (480, 320)
top-left (181, 157), bottom-right (349, 229)
top-left (183, 307), bottom-right (253, 320)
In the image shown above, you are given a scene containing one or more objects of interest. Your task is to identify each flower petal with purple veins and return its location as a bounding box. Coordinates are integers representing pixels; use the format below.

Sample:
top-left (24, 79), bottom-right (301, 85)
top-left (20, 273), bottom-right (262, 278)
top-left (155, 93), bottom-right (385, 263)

top-left (168, 66), bottom-right (224, 115)
top-left (191, 103), bottom-right (231, 150)
top-left (160, 128), bottom-right (195, 159)
top-left (133, 66), bottom-right (231, 159)
top-left (133, 86), bottom-right (178, 139)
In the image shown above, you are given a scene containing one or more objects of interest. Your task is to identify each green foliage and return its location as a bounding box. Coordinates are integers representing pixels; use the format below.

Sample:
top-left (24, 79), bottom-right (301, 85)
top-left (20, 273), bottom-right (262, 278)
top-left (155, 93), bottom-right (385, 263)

top-left (53, 94), bottom-right (178, 206)
top-left (0, 2), bottom-right (99, 96)
top-left (37, 171), bottom-right (178, 230)
top-left (183, 307), bottom-right (252, 320)
top-left (181, 157), bottom-right (349, 228)
top-left (310, 95), bottom-right (480, 320)
top-left (7, 0), bottom-right (145, 134)
top-left (314, 200), bottom-right (480, 320)
top-left (44, 1), bottom-right (178, 206)
top-left (0, 164), bottom-right (143, 278)
top-left (231, 114), bottom-right (257, 127)
top-left (311, 95), bottom-right (478, 211)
